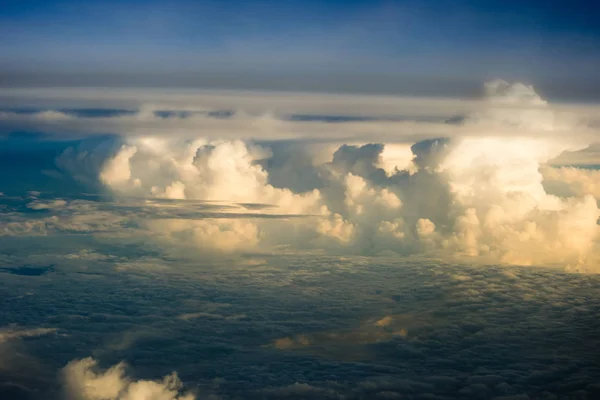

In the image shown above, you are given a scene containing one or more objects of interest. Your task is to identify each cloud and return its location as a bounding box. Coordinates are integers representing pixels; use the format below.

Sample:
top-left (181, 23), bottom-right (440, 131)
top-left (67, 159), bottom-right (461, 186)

top-left (144, 218), bottom-right (261, 253)
top-left (0, 201), bottom-right (131, 237)
top-left (0, 327), bottom-right (57, 344)
top-left (61, 358), bottom-right (195, 400)
top-left (2, 83), bottom-right (598, 144)
top-left (0, 256), bottom-right (598, 399)
top-left (261, 382), bottom-right (343, 399)
top-left (484, 79), bottom-right (547, 107)
top-left (542, 165), bottom-right (600, 198)
top-left (26, 199), bottom-right (68, 210)
top-left (2, 80), bottom-right (600, 270)
top-left (100, 145), bottom-right (138, 187)
top-left (0, 326), bottom-right (59, 399)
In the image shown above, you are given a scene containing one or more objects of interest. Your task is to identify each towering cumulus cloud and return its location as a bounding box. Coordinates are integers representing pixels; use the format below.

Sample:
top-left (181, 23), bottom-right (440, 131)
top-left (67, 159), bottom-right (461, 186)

top-left (55, 80), bottom-right (599, 271)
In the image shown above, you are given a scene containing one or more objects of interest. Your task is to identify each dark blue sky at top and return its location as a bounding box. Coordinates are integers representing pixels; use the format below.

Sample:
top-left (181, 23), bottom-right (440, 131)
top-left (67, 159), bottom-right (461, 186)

top-left (1, 0), bottom-right (599, 97)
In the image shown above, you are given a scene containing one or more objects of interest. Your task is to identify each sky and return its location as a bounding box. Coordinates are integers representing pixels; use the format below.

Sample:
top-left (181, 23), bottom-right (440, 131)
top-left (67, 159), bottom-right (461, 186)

top-left (1, 0), bottom-right (600, 98)
top-left (2, 2), bottom-right (600, 399)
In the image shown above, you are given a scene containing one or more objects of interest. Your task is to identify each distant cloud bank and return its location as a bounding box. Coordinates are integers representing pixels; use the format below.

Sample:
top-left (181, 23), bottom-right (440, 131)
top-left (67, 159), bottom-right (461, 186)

top-left (1, 81), bottom-right (600, 271)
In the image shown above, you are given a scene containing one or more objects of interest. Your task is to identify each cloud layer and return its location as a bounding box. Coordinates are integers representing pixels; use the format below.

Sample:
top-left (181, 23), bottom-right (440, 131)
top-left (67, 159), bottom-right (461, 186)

top-left (1, 256), bottom-right (599, 399)
top-left (17, 80), bottom-right (593, 270)
top-left (3, 81), bottom-right (600, 398)
top-left (1, 81), bottom-right (599, 271)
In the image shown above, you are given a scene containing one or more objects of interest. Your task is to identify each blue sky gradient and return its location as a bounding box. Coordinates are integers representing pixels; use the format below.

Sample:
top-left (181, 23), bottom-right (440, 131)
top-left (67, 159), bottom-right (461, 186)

top-left (1, 0), bottom-right (599, 97)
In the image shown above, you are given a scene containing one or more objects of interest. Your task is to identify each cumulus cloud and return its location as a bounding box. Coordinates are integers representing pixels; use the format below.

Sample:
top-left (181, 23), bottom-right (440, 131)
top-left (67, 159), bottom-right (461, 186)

top-left (484, 79), bottom-right (548, 106)
top-left (3, 80), bottom-right (600, 270)
top-left (62, 358), bottom-right (195, 400)
top-left (4, 75), bottom-right (600, 400)
top-left (100, 145), bottom-right (138, 187)
top-left (82, 79), bottom-right (600, 267)
top-left (542, 165), bottom-right (600, 198)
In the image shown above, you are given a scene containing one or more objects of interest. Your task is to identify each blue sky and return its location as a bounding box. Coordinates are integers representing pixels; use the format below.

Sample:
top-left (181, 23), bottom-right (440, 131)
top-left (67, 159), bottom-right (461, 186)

top-left (1, 0), bottom-right (599, 97)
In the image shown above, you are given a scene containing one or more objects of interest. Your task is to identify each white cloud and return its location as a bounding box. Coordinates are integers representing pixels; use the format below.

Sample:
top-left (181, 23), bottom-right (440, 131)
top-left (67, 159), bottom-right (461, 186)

top-left (2, 83), bottom-right (598, 145)
top-left (484, 79), bottom-right (547, 106)
top-left (62, 358), bottom-right (195, 400)
top-left (26, 199), bottom-right (68, 210)
top-left (100, 145), bottom-right (138, 187)
top-left (542, 165), bottom-right (600, 198)
top-left (4, 80), bottom-right (600, 270)
top-left (0, 327), bottom-right (57, 344)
